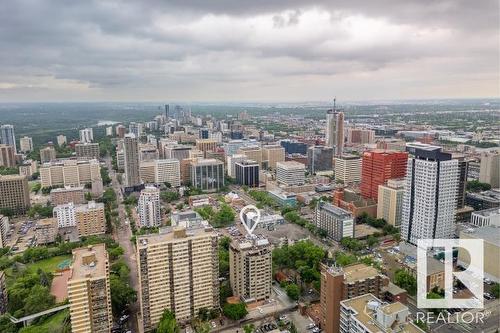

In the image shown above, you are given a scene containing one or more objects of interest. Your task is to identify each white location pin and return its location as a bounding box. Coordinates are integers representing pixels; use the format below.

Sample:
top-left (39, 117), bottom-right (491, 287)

top-left (240, 205), bottom-right (261, 236)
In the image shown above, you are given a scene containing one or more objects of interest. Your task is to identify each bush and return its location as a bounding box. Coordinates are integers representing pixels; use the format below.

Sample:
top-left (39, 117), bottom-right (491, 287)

top-left (285, 283), bottom-right (300, 300)
top-left (223, 302), bottom-right (248, 320)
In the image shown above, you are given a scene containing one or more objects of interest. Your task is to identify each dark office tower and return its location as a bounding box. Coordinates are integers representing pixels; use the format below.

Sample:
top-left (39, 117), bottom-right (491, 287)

top-left (307, 146), bottom-right (333, 174)
top-left (199, 128), bottom-right (209, 139)
top-left (164, 104), bottom-right (169, 119)
top-left (230, 131), bottom-right (244, 140)
top-left (280, 139), bottom-right (308, 155)
top-left (452, 154), bottom-right (469, 209)
top-left (235, 160), bottom-right (259, 187)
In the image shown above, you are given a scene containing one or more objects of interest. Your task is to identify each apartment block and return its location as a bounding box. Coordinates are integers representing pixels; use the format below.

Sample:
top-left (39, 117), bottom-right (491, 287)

top-left (75, 201), bottom-right (106, 236)
top-left (0, 215), bottom-right (10, 248)
top-left (479, 151), bottom-right (500, 188)
top-left (54, 203), bottom-right (77, 228)
top-left (139, 159), bottom-right (181, 187)
top-left (334, 155), bottom-right (362, 184)
top-left (361, 150), bottom-right (408, 201)
top-left (0, 144), bottom-right (15, 167)
top-left (79, 128), bottom-right (94, 143)
top-left (35, 218), bottom-right (58, 245)
top-left (339, 294), bottom-right (424, 333)
top-left (196, 139), bottom-right (218, 157)
top-left (138, 186), bottom-right (162, 227)
top-left (321, 263), bottom-right (388, 333)
top-left (124, 134), bottom-right (141, 187)
top-left (68, 244), bottom-right (113, 333)
top-left (19, 160), bottom-right (38, 178)
top-left (39, 159), bottom-right (101, 188)
top-left (276, 161), bottom-right (305, 186)
top-left (75, 142), bottom-right (100, 160)
top-left (315, 202), bottom-right (354, 241)
top-left (377, 179), bottom-right (405, 227)
top-left (229, 238), bottom-right (272, 302)
top-left (137, 226), bottom-right (219, 331)
top-left (50, 186), bottom-right (86, 206)
top-left (307, 146), bottom-right (333, 174)
top-left (237, 145), bottom-right (263, 166)
top-left (0, 175), bottom-right (30, 214)
top-left (40, 146), bottom-right (57, 163)
top-left (227, 154), bottom-right (247, 178)
top-left (346, 128), bottom-right (375, 145)
top-left (57, 135), bottom-right (67, 146)
top-left (262, 145), bottom-right (285, 170)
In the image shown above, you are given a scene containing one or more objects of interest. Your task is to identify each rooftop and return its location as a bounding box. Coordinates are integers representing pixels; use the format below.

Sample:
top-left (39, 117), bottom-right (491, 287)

top-left (70, 244), bottom-right (107, 280)
top-left (460, 225), bottom-right (500, 246)
top-left (318, 202), bottom-right (352, 219)
top-left (343, 263), bottom-right (380, 283)
top-left (137, 226), bottom-right (215, 248)
top-left (472, 207), bottom-right (500, 219)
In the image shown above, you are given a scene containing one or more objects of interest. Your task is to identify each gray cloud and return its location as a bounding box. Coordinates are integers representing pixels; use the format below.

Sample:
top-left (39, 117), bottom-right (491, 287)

top-left (0, 0), bottom-right (497, 101)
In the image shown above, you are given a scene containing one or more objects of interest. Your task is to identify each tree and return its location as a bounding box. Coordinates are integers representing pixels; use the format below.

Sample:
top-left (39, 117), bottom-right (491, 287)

top-left (157, 309), bottom-right (180, 333)
top-left (491, 283), bottom-right (500, 298)
top-left (243, 324), bottom-right (255, 333)
top-left (212, 204), bottom-right (235, 227)
top-left (110, 275), bottom-right (136, 315)
top-left (0, 315), bottom-right (17, 333)
top-left (366, 235), bottom-right (379, 248)
top-left (31, 182), bottom-right (41, 193)
top-left (161, 191), bottom-right (180, 203)
top-left (466, 180), bottom-right (491, 192)
top-left (223, 302), bottom-right (248, 320)
top-left (394, 269), bottom-right (417, 296)
top-left (285, 283), bottom-right (300, 300)
top-left (23, 285), bottom-right (55, 315)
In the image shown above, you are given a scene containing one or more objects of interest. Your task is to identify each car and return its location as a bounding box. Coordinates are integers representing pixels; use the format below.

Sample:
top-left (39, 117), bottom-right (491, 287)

top-left (279, 315), bottom-right (287, 321)
top-left (312, 328), bottom-right (320, 333)
top-left (307, 323), bottom-right (316, 329)
top-left (210, 321), bottom-right (216, 328)
top-left (258, 307), bottom-right (264, 314)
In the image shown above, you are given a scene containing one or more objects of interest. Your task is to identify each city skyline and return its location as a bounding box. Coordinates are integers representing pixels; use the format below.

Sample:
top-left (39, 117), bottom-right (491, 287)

top-left (0, 1), bottom-right (498, 102)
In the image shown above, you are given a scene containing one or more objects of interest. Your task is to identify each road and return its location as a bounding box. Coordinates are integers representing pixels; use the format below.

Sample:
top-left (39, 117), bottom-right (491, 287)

top-left (106, 156), bottom-right (142, 333)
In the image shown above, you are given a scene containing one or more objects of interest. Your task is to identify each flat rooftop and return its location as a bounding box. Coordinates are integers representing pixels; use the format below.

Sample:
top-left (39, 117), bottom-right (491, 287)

top-left (71, 244), bottom-right (107, 280)
top-left (472, 207), bottom-right (500, 218)
top-left (137, 226), bottom-right (215, 248)
top-left (343, 263), bottom-right (380, 283)
top-left (461, 225), bottom-right (500, 246)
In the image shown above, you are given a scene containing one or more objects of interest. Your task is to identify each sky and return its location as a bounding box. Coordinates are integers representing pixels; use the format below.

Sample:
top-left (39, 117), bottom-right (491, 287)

top-left (0, 0), bottom-right (498, 102)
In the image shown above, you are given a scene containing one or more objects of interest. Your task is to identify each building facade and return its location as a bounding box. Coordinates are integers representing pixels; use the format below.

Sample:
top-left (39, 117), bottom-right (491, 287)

top-left (0, 144), bottom-right (15, 167)
top-left (307, 146), bottom-right (333, 174)
top-left (124, 134), bottom-right (141, 187)
top-left (326, 108), bottom-right (344, 157)
top-left (276, 161), bottom-right (306, 186)
top-left (377, 179), bottom-right (405, 227)
top-left (40, 146), bottom-right (57, 163)
top-left (79, 128), bottom-right (94, 143)
top-left (190, 158), bottom-right (224, 191)
top-left (334, 155), bottom-right (362, 184)
top-left (315, 202), bottom-right (354, 241)
top-left (0, 175), bottom-right (30, 214)
top-left (40, 159), bottom-right (101, 188)
top-left (0, 124), bottom-right (16, 152)
top-left (19, 136), bottom-right (33, 153)
top-left (50, 186), bottom-right (86, 206)
top-left (479, 151), bottom-right (500, 188)
top-left (262, 145), bottom-right (285, 170)
top-left (235, 160), bottom-right (260, 187)
top-left (35, 218), bottom-right (58, 244)
top-left (138, 186), bottom-right (162, 227)
top-left (75, 143), bottom-right (100, 160)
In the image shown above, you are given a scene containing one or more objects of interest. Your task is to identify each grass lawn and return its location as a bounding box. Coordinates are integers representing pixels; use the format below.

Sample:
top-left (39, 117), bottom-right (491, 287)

top-left (19, 309), bottom-right (69, 333)
top-left (26, 255), bottom-right (72, 273)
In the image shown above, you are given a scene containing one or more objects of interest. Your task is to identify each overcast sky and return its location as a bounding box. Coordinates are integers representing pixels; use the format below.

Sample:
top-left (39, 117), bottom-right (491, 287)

top-left (0, 0), bottom-right (498, 102)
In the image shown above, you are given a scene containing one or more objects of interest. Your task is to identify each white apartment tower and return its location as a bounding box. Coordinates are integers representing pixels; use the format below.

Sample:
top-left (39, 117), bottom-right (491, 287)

top-left (276, 161), bottom-right (306, 186)
top-left (325, 100), bottom-right (344, 157)
top-left (53, 202), bottom-right (77, 228)
top-left (401, 144), bottom-right (459, 245)
top-left (138, 186), bottom-right (162, 227)
top-left (79, 128), bottom-right (94, 143)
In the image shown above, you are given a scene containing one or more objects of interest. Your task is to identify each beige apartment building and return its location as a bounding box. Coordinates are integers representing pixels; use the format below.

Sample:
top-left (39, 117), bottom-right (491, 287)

top-left (229, 238), bottom-right (272, 302)
top-left (137, 226), bottom-right (219, 331)
top-left (76, 202), bottom-right (106, 237)
top-left (0, 144), bottom-right (15, 167)
top-left (40, 146), bottom-right (57, 163)
top-left (35, 218), bottom-right (58, 245)
top-left (479, 151), bottom-right (500, 188)
top-left (334, 155), bottom-right (361, 184)
top-left (139, 159), bottom-right (181, 187)
top-left (195, 139), bottom-right (218, 157)
top-left (75, 142), bottom-right (100, 160)
top-left (68, 244), bottom-right (113, 333)
top-left (0, 175), bottom-right (30, 214)
top-left (50, 186), bottom-right (86, 206)
top-left (40, 159), bottom-right (101, 188)
top-left (237, 145), bottom-right (263, 166)
top-left (19, 136), bottom-right (33, 153)
top-left (377, 178), bottom-right (405, 227)
top-left (262, 145), bottom-right (285, 170)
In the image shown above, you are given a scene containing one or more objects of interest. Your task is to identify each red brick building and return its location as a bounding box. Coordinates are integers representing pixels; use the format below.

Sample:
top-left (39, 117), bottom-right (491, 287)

top-left (361, 150), bottom-right (408, 201)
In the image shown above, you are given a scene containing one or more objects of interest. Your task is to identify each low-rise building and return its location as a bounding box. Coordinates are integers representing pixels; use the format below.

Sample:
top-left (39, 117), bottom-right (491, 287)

top-left (268, 189), bottom-right (297, 207)
top-left (35, 218), bottom-right (58, 244)
top-left (470, 207), bottom-right (500, 227)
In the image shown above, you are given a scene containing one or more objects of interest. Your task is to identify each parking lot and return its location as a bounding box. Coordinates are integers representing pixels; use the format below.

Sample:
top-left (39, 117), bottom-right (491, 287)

top-left (7, 218), bottom-right (37, 253)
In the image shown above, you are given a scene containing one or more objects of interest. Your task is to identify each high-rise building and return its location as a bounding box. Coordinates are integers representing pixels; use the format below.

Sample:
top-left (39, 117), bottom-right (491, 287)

top-left (0, 215), bottom-right (10, 248)
top-left (452, 154), bottom-right (469, 209)
top-left (401, 143), bottom-right (459, 245)
top-left (0, 124), bottom-right (16, 152)
top-left (237, 145), bottom-right (263, 166)
top-left (262, 145), bottom-right (285, 170)
top-left (54, 203), bottom-right (77, 228)
top-left (105, 126), bottom-right (113, 136)
top-left (40, 146), bottom-right (57, 163)
top-left (276, 161), bottom-right (305, 186)
top-left (40, 159), bottom-right (101, 187)
top-left (360, 150), bottom-right (408, 201)
top-left (479, 151), bottom-right (500, 188)
top-left (75, 142), bottom-right (100, 160)
top-left (307, 146), bottom-right (333, 174)
top-left (0, 175), bottom-right (30, 214)
top-left (235, 160), bottom-right (259, 187)
top-left (79, 128), bottom-right (94, 143)
top-left (50, 186), bottom-right (86, 206)
top-left (226, 154), bottom-right (247, 178)
top-left (35, 218), bottom-right (58, 245)
top-left (138, 186), bottom-right (162, 227)
top-left (195, 139), bottom-right (218, 157)
top-left (190, 158), bottom-right (224, 191)
top-left (56, 134), bottom-right (67, 146)
top-left (75, 201), bottom-right (106, 236)
top-left (164, 145), bottom-right (192, 161)
top-left (229, 238), bottom-right (272, 302)
top-left (377, 179), bottom-right (405, 227)
top-left (315, 202), bottom-right (354, 241)
top-left (129, 122), bottom-right (143, 137)
top-left (0, 144), bottom-right (15, 167)
top-left (339, 294), bottom-right (424, 333)
top-left (124, 134), bottom-right (141, 187)
top-left (19, 136), bottom-right (33, 153)
top-left (223, 139), bottom-right (258, 156)
top-left (137, 226), bottom-right (219, 330)
top-left (346, 128), bottom-right (375, 145)
top-left (321, 263), bottom-right (388, 333)
top-left (68, 244), bottom-right (113, 333)
top-left (280, 139), bottom-right (308, 155)
top-left (139, 159), bottom-right (181, 187)
top-left (116, 125), bottom-right (126, 138)
top-left (334, 155), bottom-right (362, 184)
top-left (325, 102), bottom-right (344, 156)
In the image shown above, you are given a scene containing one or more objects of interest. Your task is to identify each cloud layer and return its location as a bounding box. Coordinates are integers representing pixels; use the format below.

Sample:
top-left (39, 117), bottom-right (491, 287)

top-left (0, 0), bottom-right (498, 102)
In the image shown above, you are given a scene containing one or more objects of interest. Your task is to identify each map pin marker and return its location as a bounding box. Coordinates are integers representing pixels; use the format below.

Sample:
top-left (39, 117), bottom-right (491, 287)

top-left (240, 205), bottom-right (261, 236)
